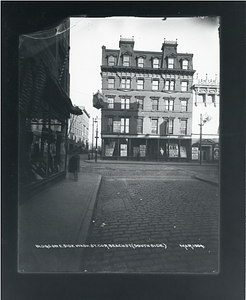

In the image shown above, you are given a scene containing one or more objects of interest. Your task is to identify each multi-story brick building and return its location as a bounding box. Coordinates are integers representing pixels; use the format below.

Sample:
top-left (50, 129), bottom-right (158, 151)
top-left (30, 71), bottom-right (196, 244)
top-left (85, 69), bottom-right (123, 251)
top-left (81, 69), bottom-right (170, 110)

top-left (68, 106), bottom-right (90, 152)
top-left (93, 37), bottom-right (196, 161)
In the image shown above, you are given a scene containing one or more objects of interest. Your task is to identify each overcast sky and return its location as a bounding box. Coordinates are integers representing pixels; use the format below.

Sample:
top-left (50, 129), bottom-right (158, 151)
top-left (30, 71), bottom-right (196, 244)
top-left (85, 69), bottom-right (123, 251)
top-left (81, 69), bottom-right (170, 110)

top-left (69, 16), bottom-right (220, 139)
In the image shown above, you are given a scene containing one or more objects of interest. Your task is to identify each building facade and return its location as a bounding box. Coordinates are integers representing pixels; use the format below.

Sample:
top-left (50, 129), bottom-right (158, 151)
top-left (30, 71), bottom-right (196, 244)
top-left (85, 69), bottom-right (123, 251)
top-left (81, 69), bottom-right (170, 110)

top-left (191, 75), bottom-right (220, 163)
top-left (19, 18), bottom-right (82, 201)
top-left (68, 106), bottom-right (90, 152)
top-left (94, 37), bottom-right (196, 161)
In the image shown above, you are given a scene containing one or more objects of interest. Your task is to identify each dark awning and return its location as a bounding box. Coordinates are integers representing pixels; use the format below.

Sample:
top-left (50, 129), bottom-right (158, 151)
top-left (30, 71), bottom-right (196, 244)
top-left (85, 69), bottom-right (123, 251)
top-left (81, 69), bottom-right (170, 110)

top-left (46, 74), bottom-right (83, 116)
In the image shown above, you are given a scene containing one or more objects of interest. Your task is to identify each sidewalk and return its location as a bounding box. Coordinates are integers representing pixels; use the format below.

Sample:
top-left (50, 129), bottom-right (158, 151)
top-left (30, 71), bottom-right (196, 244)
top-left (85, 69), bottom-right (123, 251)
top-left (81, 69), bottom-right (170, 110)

top-left (18, 170), bottom-right (102, 273)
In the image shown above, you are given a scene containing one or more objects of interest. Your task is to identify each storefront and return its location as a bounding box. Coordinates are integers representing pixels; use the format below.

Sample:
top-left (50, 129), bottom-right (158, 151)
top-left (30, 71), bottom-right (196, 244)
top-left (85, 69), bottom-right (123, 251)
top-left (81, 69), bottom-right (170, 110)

top-left (191, 139), bottom-right (219, 163)
top-left (19, 60), bottom-right (82, 202)
top-left (101, 136), bottom-right (191, 161)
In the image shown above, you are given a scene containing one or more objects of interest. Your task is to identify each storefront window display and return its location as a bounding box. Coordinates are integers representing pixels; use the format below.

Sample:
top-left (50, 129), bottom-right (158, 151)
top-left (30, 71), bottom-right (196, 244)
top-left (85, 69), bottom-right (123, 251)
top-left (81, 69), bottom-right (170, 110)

top-left (20, 106), bottom-right (67, 186)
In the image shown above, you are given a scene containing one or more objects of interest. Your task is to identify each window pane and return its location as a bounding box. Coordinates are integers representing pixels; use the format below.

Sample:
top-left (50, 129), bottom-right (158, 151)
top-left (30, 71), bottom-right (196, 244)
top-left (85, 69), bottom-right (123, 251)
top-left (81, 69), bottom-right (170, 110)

top-left (181, 100), bottom-right (187, 111)
top-left (126, 98), bottom-right (130, 109)
top-left (123, 56), bottom-right (130, 66)
top-left (138, 58), bottom-right (144, 67)
top-left (137, 79), bottom-right (144, 90)
top-left (181, 81), bottom-right (188, 92)
top-left (182, 60), bottom-right (188, 69)
top-left (108, 78), bottom-right (114, 89)
top-left (152, 80), bottom-right (159, 90)
top-left (168, 58), bottom-right (174, 68)
top-left (108, 56), bottom-right (115, 66)
top-left (108, 97), bottom-right (114, 109)
top-left (113, 121), bottom-right (121, 132)
top-left (165, 81), bottom-right (170, 90)
top-left (170, 81), bottom-right (174, 91)
top-left (153, 58), bottom-right (159, 68)
top-left (121, 98), bottom-right (125, 109)
top-left (170, 100), bottom-right (174, 111)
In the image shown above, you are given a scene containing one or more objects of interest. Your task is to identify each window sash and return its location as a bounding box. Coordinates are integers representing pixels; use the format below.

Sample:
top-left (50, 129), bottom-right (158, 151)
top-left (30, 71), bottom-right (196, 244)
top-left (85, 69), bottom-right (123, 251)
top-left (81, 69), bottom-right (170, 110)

top-left (152, 80), bottom-right (159, 90)
top-left (151, 119), bottom-right (158, 134)
top-left (182, 60), bottom-right (188, 69)
top-left (181, 100), bottom-right (187, 111)
top-left (108, 78), bottom-right (115, 89)
top-left (108, 97), bottom-right (114, 109)
top-left (152, 99), bottom-right (158, 110)
top-left (138, 58), bottom-right (144, 67)
top-left (107, 118), bottom-right (113, 132)
top-left (137, 79), bottom-right (144, 90)
top-left (120, 118), bottom-right (129, 133)
top-left (137, 99), bottom-right (143, 109)
top-left (137, 118), bottom-right (143, 133)
top-left (168, 58), bottom-right (174, 68)
top-left (113, 120), bottom-right (121, 133)
top-left (180, 120), bottom-right (187, 134)
top-left (123, 56), bottom-right (130, 66)
top-left (108, 56), bottom-right (115, 66)
top-left (121, 78), bottom-right (131, 89)
top-left (153, 58), bottom-right (159, 68)
top-left (181, 81), bottom-right (188, 92)
top-left (168, 119), bottom-right (173, 134)
top-left (121, 98), bottom-right (130, 109)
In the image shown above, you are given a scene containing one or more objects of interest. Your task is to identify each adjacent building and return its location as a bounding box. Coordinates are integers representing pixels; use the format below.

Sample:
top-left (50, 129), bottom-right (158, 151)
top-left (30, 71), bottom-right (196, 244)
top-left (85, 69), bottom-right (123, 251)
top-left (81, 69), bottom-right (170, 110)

top-left (67, 106), bottom-right (90, 152)
top-left (19, 18), bottom-right (82, 201)
top-left (93, 37), bottom-right (196, 161)
top-left (191, 75), bottom-right (220, 163)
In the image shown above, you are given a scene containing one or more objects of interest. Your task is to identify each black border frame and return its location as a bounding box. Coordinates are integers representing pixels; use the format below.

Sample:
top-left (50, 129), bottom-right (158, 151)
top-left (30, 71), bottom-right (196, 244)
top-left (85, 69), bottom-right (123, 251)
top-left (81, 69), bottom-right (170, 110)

top-left (2, 2), bottom-right (245, 299)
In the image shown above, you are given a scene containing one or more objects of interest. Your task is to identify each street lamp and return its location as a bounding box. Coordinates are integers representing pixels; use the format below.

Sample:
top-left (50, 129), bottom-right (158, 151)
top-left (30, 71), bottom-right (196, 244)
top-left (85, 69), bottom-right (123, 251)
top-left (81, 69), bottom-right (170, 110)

top-left (198, 113), bottom-right (212, 165)
top-left (95, 117), bottom-right (99, 162)
top-left (91, 117), bottom-right (99, 161)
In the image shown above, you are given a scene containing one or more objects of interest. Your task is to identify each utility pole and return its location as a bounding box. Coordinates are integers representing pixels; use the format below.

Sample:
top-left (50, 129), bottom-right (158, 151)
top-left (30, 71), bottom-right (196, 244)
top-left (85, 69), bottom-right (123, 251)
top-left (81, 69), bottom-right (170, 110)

top-left (95, 118), bottom-right (98, 162)
top-left (199, 114), bottom-right (203, 165)
top-left (92, 118), bottom-right (94, 159)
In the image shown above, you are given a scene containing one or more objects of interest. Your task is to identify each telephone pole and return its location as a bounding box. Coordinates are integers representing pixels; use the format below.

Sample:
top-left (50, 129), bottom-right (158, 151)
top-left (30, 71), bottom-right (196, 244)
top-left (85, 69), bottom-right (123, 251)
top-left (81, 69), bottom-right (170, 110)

top-left (199, 114), bottom-right (203, 165)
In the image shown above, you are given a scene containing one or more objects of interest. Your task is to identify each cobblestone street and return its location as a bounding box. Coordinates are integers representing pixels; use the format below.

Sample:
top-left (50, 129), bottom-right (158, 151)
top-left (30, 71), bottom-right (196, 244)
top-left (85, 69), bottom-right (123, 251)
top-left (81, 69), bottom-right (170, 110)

top-left (80, 163), bottom-right (219, 273)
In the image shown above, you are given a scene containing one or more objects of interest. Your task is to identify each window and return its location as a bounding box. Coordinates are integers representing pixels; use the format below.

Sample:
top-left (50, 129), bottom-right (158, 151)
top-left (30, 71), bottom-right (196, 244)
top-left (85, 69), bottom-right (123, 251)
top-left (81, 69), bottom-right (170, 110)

top-left (108, 55), bottom-right (115, 66)
top-left (151, 119), bottom-right (158, 134)
top-left (138, 57), bottom-right (144, 68)
top-left (107, 97), bottom-right (114, 109)
top-left (152, 79), bottom-right (159, 90)
top-left (137, 78), bottom-right (144, 90)
top-left (167, 119), bottom-right (174, 134)
top-left (182, 59), bottom-right (188, 70)
top-left (165, 99), bottom-right (174, 111)
top-left (137, 99), bottom-right (144, 110)
top-left (121, 78), bottom-right (131, 89)
top-left (108, 78), bottom-right (115, 89)
top-left (152, 99), bottom-right (158, 110)
top-left (153, 58), bottom-right (159, 68)
top-left (113, 120), bottom-right (121, 133)
top-left (121, 97), bottom-right (130, 109)
top-left (168, 58), bottom-right (174, 69)
top-left (181, 100), bottom-right (188, 111)
top-left (123, 55), bottom-right (130, 66)
top-left (181, 81), bottom-right (188, 92)
top-left (180, 120), bottom-right (187, 135)
top-left (121, 118), bottom-right (129, 133)
top-left (137, 118), bottom-right (143, 134)
top-left (165, 80), bottom-right (175, 91)
top-left (107, 117), bottom-right (113, 132)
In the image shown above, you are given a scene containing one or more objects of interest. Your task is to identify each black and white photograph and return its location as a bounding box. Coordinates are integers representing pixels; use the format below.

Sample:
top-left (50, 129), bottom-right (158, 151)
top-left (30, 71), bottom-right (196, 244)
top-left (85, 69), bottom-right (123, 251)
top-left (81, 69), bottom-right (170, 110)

top-left (2, 2), bottom-right (245, 299)
top-left (18, 16), bottom-right (221, 274)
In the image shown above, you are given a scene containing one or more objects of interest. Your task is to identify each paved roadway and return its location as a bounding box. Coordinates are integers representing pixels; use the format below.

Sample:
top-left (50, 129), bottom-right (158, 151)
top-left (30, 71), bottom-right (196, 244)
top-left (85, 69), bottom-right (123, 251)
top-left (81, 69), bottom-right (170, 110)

top-left (80, 160), bottom-right (219, 273)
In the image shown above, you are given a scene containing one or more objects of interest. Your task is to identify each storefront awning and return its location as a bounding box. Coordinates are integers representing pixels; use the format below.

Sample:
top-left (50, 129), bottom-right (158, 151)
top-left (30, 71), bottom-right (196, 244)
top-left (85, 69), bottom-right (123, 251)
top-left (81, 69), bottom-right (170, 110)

top-left (47, 74), bottom-right (83, 116)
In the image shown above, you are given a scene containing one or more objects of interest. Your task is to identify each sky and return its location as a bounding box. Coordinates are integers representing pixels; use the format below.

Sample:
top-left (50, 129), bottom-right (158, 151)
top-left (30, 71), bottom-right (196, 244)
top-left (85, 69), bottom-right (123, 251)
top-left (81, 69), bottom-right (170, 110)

top-left (69, 16), bottom-right (220, 142)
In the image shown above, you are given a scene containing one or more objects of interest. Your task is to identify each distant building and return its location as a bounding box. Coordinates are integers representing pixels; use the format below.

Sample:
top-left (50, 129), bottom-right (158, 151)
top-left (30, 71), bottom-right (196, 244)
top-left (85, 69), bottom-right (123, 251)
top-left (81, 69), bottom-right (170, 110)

top-left (19, 18), bottom-right (82, 201)
top-left (93, 37), bottom-right (195, 161)
top-left (68, 106), bottom-right (90, 152)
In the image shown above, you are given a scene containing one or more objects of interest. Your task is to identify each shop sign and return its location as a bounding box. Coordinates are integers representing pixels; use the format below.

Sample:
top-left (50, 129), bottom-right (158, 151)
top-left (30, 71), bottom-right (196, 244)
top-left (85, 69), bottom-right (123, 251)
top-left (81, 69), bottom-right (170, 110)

top-left (139, 144), bottom-right (146, 157)
top-left (192, 147), bottom-right (199, 160)
top-left (105, 142), bottom-right (115, 156)
top-left (120, 144), bottom-right (127, 157)
top-left (180, 146), bottom-right (187, 158)
top-left (169, 143), bottom-right (179, 157)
